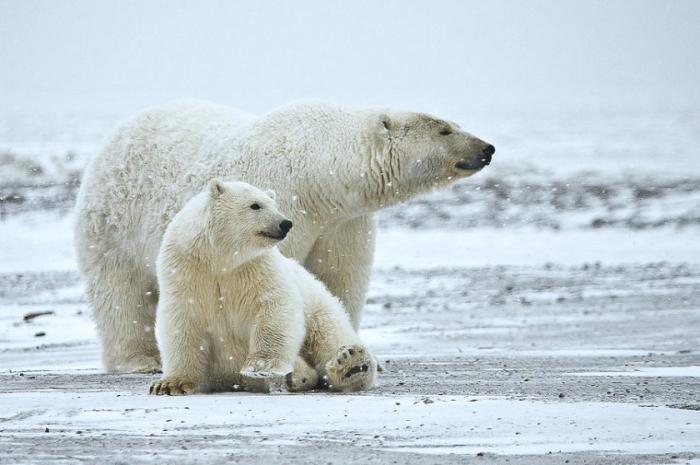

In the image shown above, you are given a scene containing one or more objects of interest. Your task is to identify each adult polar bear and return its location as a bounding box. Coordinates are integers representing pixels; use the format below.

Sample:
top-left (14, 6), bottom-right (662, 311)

top-left (75, 100), bottom-right (495, 373)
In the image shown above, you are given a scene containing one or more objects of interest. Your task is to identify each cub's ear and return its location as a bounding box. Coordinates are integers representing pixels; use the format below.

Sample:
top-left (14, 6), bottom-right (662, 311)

top-left (265, 189), bottom-right (276, 200)
top-left (208, 179), bottom-right (226, 198)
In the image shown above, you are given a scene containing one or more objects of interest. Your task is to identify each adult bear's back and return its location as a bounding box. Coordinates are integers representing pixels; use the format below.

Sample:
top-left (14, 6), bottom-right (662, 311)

top-left (74, 100), bottom-right (255, 271)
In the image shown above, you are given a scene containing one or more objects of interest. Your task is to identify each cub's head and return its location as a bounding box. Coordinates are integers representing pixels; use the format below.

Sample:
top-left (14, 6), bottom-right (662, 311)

top-left (206, 179), bottom-right (292, 257)
top-left (369, 110), bottom-right (495, 199)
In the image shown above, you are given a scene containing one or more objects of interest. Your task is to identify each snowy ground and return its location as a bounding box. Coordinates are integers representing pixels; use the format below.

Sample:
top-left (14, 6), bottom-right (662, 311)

top-left (1, 101), bottom-right (699, 463)
top-left (1, 259), bottom-right (699, 464)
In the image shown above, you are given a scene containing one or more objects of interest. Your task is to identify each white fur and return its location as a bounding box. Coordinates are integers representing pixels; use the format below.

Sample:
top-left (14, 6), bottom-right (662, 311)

top-left (74, 99), bottom-right (491, 372)
top-left (150, 180), bottom-right (376, 394)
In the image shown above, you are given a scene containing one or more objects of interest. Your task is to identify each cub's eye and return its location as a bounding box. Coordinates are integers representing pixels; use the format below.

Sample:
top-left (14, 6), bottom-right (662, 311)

top-left (250, 203), bottom-right (261, 210)
top-left (439, 128), bottom-right (452, 136)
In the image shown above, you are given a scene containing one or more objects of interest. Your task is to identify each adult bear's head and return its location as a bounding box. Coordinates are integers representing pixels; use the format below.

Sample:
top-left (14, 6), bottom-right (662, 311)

top-left (362, 110), bottom-right (494, 206)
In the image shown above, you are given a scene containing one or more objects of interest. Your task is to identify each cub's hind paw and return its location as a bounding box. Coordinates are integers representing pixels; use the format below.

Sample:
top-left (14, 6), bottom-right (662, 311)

top-left (149, 377), bottom-right (196, 395)
top-left (240, 370), bottom-right (290, 393)
top-left (324, 345), bottom-right (377, 392)
top-left (241, 358), bottom-right (293, 393)
top-left (287, 358), bottom-right (319, 392)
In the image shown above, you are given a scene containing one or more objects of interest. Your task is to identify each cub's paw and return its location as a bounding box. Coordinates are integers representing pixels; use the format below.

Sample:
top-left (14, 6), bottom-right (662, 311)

top-left (287, 358), bottom-right (319, 392)
top-left (324, 345), bottom-right (377, 392)
top-left (118, 355), bottom-right (162, 374)
top-left (241, 359), bottom-right (292, 393)
top-left (240, 370), bottom-right (290, 393)
top-left (149, 377), bottom-right (196, 395)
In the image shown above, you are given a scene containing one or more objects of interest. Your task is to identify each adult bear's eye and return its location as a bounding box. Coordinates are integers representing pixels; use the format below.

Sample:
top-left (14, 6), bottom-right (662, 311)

top-left (250, 203), bottom-right (261, 210)
top-left (439, 128), bottom-right (452, 136)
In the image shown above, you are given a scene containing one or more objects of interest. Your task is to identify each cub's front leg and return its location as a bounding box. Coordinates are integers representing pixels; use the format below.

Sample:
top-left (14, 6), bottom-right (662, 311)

top-left (149, 296), bottom-right (211, 395)
top-left (240, 299), bottom-right (306, 393)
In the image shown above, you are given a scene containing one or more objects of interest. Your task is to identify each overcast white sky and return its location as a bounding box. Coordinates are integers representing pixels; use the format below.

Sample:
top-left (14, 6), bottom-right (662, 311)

top-left (1, 0), bottom-right (699, 113)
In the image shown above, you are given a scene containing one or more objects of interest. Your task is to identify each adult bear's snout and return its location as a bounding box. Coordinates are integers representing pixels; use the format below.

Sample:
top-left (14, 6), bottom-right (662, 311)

top-left (482, 144), bottom-right (495, 164)
top-left (456, 143), bottom-right (495, 171)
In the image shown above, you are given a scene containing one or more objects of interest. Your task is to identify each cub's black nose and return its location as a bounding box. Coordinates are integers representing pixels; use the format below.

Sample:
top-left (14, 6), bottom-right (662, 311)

top-left (481, 144), bottom-right (495, 165)
top-left (279, 220), bottom-right (293, 233)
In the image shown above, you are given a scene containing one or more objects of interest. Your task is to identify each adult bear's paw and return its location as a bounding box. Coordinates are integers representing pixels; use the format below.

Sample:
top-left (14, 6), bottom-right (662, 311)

top-left (324, 345), bottom-right (377, 392)
top-left (149, 377), bottom-right (196, 395)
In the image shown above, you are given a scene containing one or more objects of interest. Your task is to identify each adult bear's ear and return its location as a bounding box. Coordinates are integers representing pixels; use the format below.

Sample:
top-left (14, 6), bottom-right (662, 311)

top-left (378, 114), bottom-right (391, 135)
top-left (209, 179), bottom-right (226, 198)
top-left (265, 189), bottom-right (276, 200)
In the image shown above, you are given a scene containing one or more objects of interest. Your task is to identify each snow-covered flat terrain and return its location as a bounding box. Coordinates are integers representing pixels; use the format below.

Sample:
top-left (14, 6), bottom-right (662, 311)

top-left (1, 258), bottom-right (699, 463)
top-left (2, 392), bottom-right (698, 460)
top-left (1, 101), bottom-right (699, 464)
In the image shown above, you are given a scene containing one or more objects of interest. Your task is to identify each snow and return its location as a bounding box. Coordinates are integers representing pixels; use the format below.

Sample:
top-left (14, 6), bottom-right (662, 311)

top-left (568, 366), bottom-right (700, 378)
top-left (2, 214), bottom-right (699, 276)
top-left (1, 64), bottom-right (699, 465)
top-left (0, 211), bottom-right (76, 273)
top-left (1, 2), bottom-right (699, 461)
top-left (1, 392), bottom-right (698, 456)
top-left (375, 227), bottom-right (700, 268)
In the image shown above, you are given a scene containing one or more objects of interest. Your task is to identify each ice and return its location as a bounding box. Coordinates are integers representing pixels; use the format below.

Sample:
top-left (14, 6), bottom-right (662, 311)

top-left (0, 392), bottom-right (698, 456)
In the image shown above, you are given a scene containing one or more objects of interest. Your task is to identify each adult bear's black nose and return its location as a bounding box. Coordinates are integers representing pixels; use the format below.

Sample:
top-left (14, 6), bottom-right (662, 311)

top-left (279, 220), bottom-right (293, 233)
top-left (481, 144), bottom-right (495, 165)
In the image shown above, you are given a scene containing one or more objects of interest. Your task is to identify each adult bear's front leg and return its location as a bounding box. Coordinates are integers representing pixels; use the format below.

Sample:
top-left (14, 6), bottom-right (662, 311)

top-left (304, 214), bottom-right (376, 330)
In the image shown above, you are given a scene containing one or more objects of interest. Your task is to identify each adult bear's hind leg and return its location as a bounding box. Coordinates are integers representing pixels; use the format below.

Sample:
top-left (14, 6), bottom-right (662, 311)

top-left (86, 258), bottom-right (161, 373)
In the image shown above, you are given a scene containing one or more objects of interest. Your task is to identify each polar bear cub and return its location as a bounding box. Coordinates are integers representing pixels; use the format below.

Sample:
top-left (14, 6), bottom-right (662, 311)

top-left (150, 180), bottom-right (376, 394)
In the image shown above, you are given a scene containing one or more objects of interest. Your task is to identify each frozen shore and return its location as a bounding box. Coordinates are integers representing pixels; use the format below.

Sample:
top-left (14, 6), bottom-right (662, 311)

top-left (1, 100), bottom-right (699, 463)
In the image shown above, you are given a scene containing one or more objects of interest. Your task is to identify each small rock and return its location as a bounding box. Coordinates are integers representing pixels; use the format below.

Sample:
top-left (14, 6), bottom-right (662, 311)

top-left (23, 311), bottom-right (55, 322)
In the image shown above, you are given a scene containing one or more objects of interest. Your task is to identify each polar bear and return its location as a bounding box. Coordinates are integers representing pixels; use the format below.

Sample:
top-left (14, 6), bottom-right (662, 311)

top-left (75, 100), bottom-right (494, 373)
top-left (149, 180), bottom-right (376, 394)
